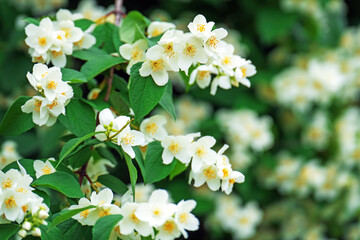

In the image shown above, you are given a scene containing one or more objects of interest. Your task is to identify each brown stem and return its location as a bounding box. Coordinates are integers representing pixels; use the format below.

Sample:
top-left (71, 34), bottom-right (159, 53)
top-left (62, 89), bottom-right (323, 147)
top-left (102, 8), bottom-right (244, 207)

top-left (115, 0), bottom-right (123, 26)
top-left (104, 0), bottom-right (123, 102)
top-left (85, 174), bottom-right (99, 193)
top-left (77, 162), bottom-right (89, 186)
top-left (104, 67), bottom-right (114, 102)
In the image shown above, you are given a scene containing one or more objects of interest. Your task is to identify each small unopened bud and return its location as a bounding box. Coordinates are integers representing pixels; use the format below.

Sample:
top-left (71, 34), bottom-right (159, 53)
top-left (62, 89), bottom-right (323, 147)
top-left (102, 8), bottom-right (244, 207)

top-left (36, 83), bottom-right (42, 90)
top-left (22, 221), bottom-right (32, 231)
top-left (31, 227), bottom-right (41, 237)
top-left (18, 229), bottom-right (27, 238)
top-left (42, 220), bottom-right (48, 225)
top-left (39, 210), bottom-right (49, 219)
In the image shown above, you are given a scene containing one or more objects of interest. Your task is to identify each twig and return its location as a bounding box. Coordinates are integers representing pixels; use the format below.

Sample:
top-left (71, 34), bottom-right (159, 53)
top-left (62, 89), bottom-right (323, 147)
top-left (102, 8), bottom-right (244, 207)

top-left (104, 0), bottom-right (124, 102)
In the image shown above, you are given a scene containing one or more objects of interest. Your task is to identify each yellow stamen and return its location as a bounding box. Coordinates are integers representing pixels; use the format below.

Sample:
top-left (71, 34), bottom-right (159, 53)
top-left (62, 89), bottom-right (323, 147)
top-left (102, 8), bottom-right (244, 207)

top-left (145, 122), bottom-right (158, 135)
top-left (47, 80), bottom-right (58, 90)
top-left (169, 142), bottom-right (181, 154)
top-left (80, 209), bottom-right (90, 218)
top-left (122, 133), bottom-right (135, 145)
top-left (164, 43), bottom-right (175, 57)
top-left (195, 146), bottom-right (207, 157)
top-left (131, 47), bottom-right (143, 61)
top-left (5, 197), bottom-right (17, 209)
top-left (183, 43), bottom-right (196, 57)
top-left (38, 37), bottom-right (47, 46)
top-left (179, 213), bottom-right (188, 224)
top-left (151, 59), bottom-right (165, 72)
top-left (34, 100), bottom-right (42, 112)
top-left (98, 208), bottom-right (110, 217)
top-left (207, 36), bottom-right (219, 48)
top-left (203, 167), bottom-right (216, 180)
top-left (196, 24), bottom-right (206, 32)
top-left (130, 211), bottom-right (140, 224)
top-left (46, 101), bottom-right (58, 110)
top-left (198, 71), bottom-right (210, 81)
top-left (163, 221), bottom-right (176, 233)
top-left (2, 178), bottom-right (13, 189)
top-left (222, 56), bottom-right (231, 65)
top-left (41, 165), bottom-right (53, 175)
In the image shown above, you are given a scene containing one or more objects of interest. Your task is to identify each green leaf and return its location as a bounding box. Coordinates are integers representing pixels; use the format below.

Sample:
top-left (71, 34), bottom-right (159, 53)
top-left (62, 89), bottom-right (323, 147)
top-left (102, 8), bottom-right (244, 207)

top-left (66, 146), bottom-right (92, 169)
top-left (50, 205), bottom-right (96, 229)
top-left (159, 81), bottom-right (176, 119)
top-left (0, 96), bottom-right (34, 136)
top-left (92, 215), bottom-right (123, 240)
top-left (57, 131), bottom-right (101, 168)
top-left (80, 53), bottom-right (126, 80)
top-left (39, 224), bottom-right (64, 240)
top-left (169, 161), bottom-right (187, 180)
top-left (109, 90), bottom-right (130, 116)
top-left (124, 153), bottom-right (137, 201)
top-left (72, 47), bottom-right (105, 61)
top-left (0, 223), bottom-right (20, 240)
top-left (256, 8), bottom-right (298, 44)
top-left (32, 171), bottom-right (83, 198)
top-left (92, 23), bottom-right (119, 53)
top-left (119, 11), bottom-right (149, 43)
top-left (24, 17), bottom-right (39, 25)
top-left (144, 141), bottom-right (176, 184)
top-left (97, 174), bottom-right (128, 195)
top-left (74, 19), bottom-right (94, 31)
top-left (129, 63), bottom-right (166, 120)
top-left (134, 146), bottom-right (146, 182)
top-left (61, 68), bottom-right (87, 83)
top-left (58, 99), bottom-right (96, 137)
top-left (57, 219), bottom-right (91, 240)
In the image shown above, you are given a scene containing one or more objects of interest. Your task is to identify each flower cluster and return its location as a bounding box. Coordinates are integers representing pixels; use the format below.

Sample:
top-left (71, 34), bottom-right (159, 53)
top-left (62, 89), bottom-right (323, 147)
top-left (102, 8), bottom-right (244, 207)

top-left (139, 115), bottom-right (245, 194)
top-left (70, 188), bottom-right (199, 240)
top-left (0, 141), bottom-right (21, 170)
top-left (95, 108), bottom-right (145, 159)
top-left (208, 195), bottom-right (262, 239)
top-left (21, 63), bottom-right (73, 126)
top-left (273, 59), bottom-right (347, 112)
top-left (25, 9), bottom-right (95, 67)
top-left (216, 109), bottom-right (274, 170)
top-left (0, 163), bottom-right (49, 238)
top-left (120, 14), bottom-right (256, 95)
top-left (265, 152), bottom-right (351, 200)
top-left (12, 0), bottom-right (68, 15)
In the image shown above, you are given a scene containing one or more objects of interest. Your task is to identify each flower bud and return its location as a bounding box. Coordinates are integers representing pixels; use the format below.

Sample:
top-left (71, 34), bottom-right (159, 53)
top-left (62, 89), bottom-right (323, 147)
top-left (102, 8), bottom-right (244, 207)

top-left (18, 229), bottom-right (27, 238)
top-left (39, 210), bottom-right (49, 219)
top-left (22, 221), bottom-right (32, 231)
top-left (31, 227), bottom-right (41, 237)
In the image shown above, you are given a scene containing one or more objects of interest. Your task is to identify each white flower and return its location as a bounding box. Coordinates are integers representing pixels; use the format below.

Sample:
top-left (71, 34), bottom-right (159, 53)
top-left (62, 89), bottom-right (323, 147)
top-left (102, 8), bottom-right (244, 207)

top-left (117, 202), bottom-right (153, 237)
top-left (157, 29), bottom-right (184, 71)
top-left (56, 9), bottom-right (83, 21)
top-left (155, 218), bottom-right (181, 240)
top-left (210, 75), bottom-right (232, 95)
top-left (174, 35), bottom-right (207, 74)
top-left (234, 59), bottom-right (256, 88)
top-left (95, 108), bottom-right (127, 141)
top-left (174, 200), bottom-right (199, 238)
top-left (25, 17), bottom-right (54, 54)
top-left (188, 14), bottom-right (214, 39)
top-left (120, 39), bottom-right (148, 74)
top-left (0, 189), bottom-right (27, 222)
top-left (135, 189), bottom-right (177, 227)
top-left (39, 67), bottom-right (68, 101)
top-left (204, 28), bottom-right (228, 55)
top-left (117, 128), bottom-right (145, 158)
top-left (189, 136), bottom-right (218, 173)
top-left (21, 96), bottom-right (52, 127)
top-left (161, 135), bottom-right (192, 165)
top-left (71, 188), bottom-right (121, 226)
top-left (147, 21), bottom-right (176, 38)
top-left (140, 115), bottom-right (168, 143)
top-left (216, 42), bottom-right (242, 76)
top-left (190, 163), bottom-right (220, 191)
top-left (18, 229), bottom-right (27, 238)
top-left (189, 65), bottom-right (217, 89)
top-left (31, 227), bottom-right (41, 237)
top-left (33, 159), bottom-right (56, 178)
top-left (55, 20), bottom-right (83, 44)
top-left (139, 45), bottom-right (172, 86)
